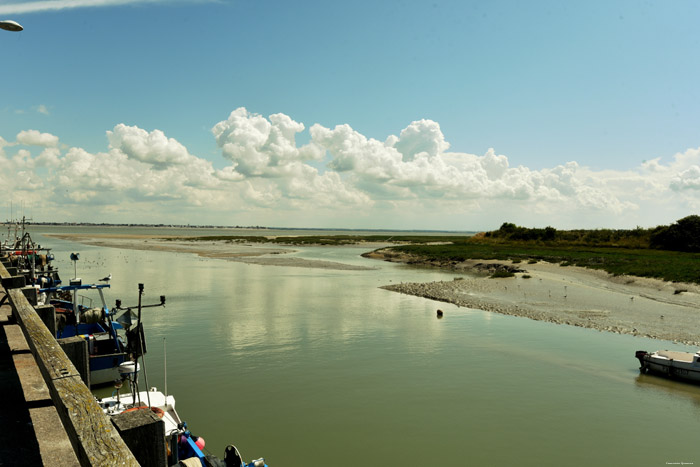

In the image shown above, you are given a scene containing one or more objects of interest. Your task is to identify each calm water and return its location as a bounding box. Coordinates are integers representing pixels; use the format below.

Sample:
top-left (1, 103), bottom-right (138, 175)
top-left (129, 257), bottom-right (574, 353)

top-left (31, 227), bottom-right (700, 466)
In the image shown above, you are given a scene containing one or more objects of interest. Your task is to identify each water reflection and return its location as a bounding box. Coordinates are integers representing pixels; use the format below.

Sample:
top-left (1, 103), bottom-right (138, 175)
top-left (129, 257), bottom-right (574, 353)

top-left (634, 373), bottom-right (700, 409)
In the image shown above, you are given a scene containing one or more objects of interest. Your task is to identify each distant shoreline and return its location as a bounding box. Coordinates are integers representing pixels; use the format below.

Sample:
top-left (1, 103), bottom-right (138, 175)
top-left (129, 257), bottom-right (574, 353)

top-left (23, 222), bottom-right (475, 234)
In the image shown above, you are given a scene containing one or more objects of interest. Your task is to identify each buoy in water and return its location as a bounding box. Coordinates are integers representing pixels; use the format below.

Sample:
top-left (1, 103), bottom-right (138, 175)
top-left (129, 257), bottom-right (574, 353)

top-left (436, 309), bottom-right (443, 318)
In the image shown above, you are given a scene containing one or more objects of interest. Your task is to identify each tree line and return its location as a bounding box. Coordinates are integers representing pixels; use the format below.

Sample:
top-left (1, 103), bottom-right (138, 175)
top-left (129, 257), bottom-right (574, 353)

top-left (481, 215), bottom-right (700, 252)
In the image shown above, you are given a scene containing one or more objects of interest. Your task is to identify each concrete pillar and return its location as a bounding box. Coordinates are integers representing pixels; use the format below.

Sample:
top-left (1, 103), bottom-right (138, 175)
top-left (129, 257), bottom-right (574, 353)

top-left (1, 275), bottom-right (25, 290)
top-left (34, 304), bottom-right (56, 336)
top-left (58, 336), bottom-right (90, 388)
top-left (21, 286), bottom-right (37, 306)
top-left (112, 409), bottom-right (167, 467)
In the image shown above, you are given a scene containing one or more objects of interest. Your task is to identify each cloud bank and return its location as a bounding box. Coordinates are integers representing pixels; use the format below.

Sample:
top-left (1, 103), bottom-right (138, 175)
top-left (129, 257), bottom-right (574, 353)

top-left (2, 107), bottom-right (699, 230)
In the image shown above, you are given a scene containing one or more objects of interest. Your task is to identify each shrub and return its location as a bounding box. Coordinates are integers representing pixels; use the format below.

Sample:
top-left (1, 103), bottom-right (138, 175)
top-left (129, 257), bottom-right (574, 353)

top-left (650, 215), bottom-right (700, 252)
top-left (491, 270), bottom-right (515, 278)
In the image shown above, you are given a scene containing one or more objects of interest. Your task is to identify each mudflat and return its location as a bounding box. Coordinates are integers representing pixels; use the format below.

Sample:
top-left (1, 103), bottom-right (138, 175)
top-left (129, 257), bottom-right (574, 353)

top-left (46, 234), bottom-right (377, 271)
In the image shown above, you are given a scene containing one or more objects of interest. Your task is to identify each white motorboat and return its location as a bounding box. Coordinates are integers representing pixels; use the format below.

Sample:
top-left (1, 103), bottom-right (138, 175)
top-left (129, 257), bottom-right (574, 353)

top-left (635, 350), bottom-right (700, 383)
top-left (98, 383), bottom-right (181, 435)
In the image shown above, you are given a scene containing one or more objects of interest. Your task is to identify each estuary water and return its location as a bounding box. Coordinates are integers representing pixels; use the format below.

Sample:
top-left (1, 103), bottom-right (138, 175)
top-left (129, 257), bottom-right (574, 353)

top-left (31, 226), bottom-right (700, 466)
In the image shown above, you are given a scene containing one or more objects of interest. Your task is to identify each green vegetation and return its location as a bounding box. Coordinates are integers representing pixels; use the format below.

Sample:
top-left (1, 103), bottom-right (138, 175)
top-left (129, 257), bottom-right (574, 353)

top-left (649, 215), bottom-right (700, 252)
top-left (483, 222), bottom-right (652, 248)
top-left (490, 270), bottom-right (515, 278)
top-left (388, 216), bottom-right (700, 284)
top-left (390, 240), bottom-right (700, 283)
top-left (483, 215), bottom-right (700, 251)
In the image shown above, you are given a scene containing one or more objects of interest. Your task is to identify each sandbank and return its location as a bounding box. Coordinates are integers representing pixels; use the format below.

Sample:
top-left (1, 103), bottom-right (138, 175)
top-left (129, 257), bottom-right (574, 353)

top-left (45, 234), bottom-right (377, 271)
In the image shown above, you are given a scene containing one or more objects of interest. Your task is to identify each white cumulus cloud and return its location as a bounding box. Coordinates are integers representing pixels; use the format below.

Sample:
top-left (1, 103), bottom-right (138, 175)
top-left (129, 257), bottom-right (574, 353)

top-left (107, 124), bottom-right (195, 169)
top-left (16, 130), bottom-right (59, 147)
top-left (212, 108), bottom-right (324, 178)
top-left (671, 166), bottom-right (700, 191)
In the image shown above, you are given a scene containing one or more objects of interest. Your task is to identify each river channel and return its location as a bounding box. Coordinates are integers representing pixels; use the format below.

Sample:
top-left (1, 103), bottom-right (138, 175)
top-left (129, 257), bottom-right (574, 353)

top-left (31, 226), bottom-right (700, 466)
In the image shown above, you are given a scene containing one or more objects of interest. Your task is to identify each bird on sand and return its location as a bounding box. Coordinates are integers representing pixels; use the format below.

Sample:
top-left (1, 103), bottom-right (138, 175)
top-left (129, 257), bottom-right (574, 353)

top-left (99, 273), bottom-right (112, 282)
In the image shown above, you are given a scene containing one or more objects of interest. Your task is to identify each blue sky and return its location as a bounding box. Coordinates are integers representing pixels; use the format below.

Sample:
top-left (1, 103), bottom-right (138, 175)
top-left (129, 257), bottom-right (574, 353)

top-left (1, 0), bottom-right (700, 230)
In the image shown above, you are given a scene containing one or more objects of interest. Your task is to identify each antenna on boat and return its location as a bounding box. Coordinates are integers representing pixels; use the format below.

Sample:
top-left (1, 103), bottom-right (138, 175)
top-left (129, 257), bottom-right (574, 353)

top-left (137, 283), bottom-right (152, 409)
top-left (115, 285), bottom-right (166, 409)
top-left (164, 337), bottom-right (168, 406)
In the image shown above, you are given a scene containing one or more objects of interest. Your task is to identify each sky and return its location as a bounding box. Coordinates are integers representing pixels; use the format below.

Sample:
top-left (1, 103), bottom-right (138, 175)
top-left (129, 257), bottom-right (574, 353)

top-left (1, 0), bottom-right (699, 231)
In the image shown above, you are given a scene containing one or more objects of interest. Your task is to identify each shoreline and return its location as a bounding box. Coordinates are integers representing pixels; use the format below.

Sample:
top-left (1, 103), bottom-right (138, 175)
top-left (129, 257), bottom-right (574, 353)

top-left (369, 250), bottom-right (700, 346)
top-left (48, 233), bottom-right (700, 346)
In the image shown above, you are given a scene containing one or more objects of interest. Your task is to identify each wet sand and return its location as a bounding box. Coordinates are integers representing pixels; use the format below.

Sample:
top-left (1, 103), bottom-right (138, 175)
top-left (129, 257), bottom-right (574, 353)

top-left (49, 234), bottom-right (700, 345)
top-left (46, 234), bottom-right (378, 271)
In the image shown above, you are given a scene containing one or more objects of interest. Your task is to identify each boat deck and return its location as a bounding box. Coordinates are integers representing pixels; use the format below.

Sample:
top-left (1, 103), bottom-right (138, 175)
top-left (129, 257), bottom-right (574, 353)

top-left (655, 350), bottom-right (696, 362)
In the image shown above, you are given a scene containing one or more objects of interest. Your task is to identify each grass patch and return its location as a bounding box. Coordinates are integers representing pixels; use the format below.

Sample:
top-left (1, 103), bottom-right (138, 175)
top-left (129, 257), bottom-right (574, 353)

top-left (490, 270), bottom-right (515, 278)
top-left (389, 240), bottom-right (700, 284)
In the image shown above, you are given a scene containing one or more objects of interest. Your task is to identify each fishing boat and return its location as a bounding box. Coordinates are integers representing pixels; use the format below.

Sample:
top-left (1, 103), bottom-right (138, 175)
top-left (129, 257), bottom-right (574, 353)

top-left (40, 271), bottom-right (165, 386)
top-left (41, 281), bottom-right (130, 386)
top-left (1, 220), bottom-right (61, 288)
top-left (635, 350), bottom-right (700, 383)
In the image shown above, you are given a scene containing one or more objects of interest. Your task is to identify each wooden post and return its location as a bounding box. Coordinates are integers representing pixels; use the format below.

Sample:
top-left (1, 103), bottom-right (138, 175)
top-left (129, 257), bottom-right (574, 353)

top-left (112, 409), bottom-right (167, 467)
top-left (34, 304), bottom-right (56, 336)
top-left (58, 336), bottom-right (90, 388)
